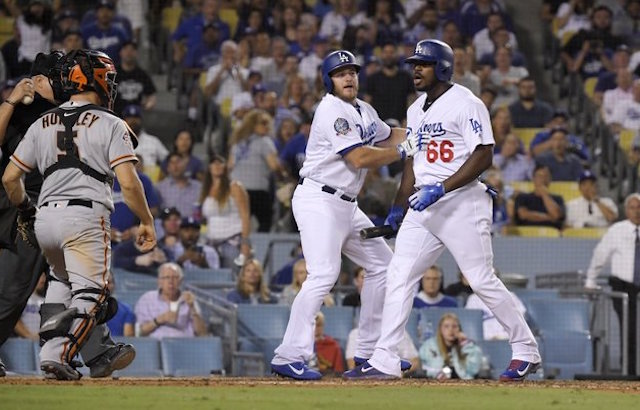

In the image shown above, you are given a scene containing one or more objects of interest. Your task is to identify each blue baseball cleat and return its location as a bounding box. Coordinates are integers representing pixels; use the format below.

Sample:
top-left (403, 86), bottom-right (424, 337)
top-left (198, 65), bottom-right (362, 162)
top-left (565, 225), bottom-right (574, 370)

top-left (271, 362), bottom-right (322, 380)
top-left (499, 360), bottom-right (541, 381)
top-left (353, 356), bottom-right (412, 372)
top-left (343, 361), bottom-right (399, 380)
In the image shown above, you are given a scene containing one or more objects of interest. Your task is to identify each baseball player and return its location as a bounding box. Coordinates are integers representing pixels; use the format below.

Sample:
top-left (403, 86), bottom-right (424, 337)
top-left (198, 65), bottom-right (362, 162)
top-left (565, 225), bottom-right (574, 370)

top-left (2, 49), bottom-right (156, 380)
top-left (344, 40), bottom-right (541, 381)
top-left (270, 50), bottom-right (426, 380)
top-left (0, 52), bottom-right (137, 379)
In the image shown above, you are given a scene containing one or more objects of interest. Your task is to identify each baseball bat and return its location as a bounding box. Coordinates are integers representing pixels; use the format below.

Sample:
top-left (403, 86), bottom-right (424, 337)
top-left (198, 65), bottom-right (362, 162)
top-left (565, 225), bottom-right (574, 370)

top-left (359, 225), bottom-right (396, 240)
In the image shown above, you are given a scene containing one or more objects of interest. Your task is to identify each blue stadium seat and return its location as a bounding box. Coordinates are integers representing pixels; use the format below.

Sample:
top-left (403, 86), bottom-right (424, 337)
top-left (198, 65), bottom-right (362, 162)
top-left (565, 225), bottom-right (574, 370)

top-left (417, 308), bottom-right (484, 343)
top-left (116, 289), bottom-right (150, 309)
top-left (526, 298), bottom-right (590, 333)
top-left (476, 339), bottom-right (512, 380)
top-left (113, 337), bottom-right (163, 377)
top-left (183, 267), bottom-right (233, 284)
top-left (406, 309), bottom-right (420, 347)
top-left (0, 338), bottom-right (38, 375)
top-left (513, 288), bottom-right (560, 312)
top-left (236, 305), bottom-right (290, 338)
top-left (161, 337), bottom-right (224, 377)
top-left (320, 306), bottom-right (355, 352)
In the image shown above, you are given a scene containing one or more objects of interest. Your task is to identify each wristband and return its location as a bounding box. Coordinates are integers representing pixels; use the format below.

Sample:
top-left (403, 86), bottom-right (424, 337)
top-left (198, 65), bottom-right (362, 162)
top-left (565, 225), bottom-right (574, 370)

top-left (4, 100), bottom-right (17, 107)
top-left (396, 144), bottom-right (406, 160)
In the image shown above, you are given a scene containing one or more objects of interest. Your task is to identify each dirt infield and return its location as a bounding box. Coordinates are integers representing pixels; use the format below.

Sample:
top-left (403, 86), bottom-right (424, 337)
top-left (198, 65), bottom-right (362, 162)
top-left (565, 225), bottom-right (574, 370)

top-left (1, 377), bottom-right (639, 393)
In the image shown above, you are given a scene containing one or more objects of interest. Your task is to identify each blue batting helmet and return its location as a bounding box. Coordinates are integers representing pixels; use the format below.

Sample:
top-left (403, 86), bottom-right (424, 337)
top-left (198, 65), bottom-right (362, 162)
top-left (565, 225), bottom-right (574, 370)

top-left (321, 50), bottom-right (360, 93)
top-left (405, 39), bottom-right (454, 82)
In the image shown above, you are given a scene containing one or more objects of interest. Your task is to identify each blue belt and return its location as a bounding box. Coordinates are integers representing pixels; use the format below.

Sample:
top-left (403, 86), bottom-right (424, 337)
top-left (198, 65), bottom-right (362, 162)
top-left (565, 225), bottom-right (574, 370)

top-left (298, 178), bottom-right (355, 202)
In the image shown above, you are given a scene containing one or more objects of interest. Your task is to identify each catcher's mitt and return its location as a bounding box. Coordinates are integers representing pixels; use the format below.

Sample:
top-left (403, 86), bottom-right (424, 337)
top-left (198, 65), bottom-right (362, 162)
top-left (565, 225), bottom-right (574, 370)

top-left (16, 199), bottom-right (38, 248)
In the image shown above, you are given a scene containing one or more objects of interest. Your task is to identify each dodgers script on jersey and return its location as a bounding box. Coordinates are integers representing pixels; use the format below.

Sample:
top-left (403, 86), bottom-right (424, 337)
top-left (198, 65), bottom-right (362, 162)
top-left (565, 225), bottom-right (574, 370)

top-left (10, 101), bottom-right (137, 211)
top-left (408, 84), bottom-right (494, 187)
top-left (299, 93), bottom-right (390, 196)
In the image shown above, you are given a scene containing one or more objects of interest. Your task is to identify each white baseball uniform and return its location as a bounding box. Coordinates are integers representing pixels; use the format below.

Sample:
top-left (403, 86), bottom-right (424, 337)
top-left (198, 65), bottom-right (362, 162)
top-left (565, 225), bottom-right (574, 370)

top-left (367, 84), bottom-right (540, 377)
top-left (11, 100), bottom-right (137, 365)
top-left (272, 93), bottom-right (394, 365)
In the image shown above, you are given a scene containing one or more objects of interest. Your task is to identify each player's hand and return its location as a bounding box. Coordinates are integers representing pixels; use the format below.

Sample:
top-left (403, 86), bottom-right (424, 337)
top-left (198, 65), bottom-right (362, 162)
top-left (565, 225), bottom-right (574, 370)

top-left (8, 78), bottom-right (35, 105)
top-left (409, 183), bottom-right (445, 211)
top-left (384, 205), bottom-right (404, 231)
top-left (396, 132), bottom-right (428, 160)
top-left (136, 223), bottom-right (157, 253)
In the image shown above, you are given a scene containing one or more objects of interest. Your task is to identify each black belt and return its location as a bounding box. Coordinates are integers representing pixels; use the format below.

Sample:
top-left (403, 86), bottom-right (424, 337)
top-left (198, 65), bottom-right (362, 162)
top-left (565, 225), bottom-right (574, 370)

top-left (298, 178), bottom-right (356, 202)
top-left (41, 199), bottom-right (93, 208)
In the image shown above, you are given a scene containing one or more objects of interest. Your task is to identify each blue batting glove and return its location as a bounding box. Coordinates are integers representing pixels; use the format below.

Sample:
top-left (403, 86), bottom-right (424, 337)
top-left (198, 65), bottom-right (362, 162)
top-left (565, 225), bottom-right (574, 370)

top-left (408, 182), bottom-right (445, 211)
top-left (384, 205), bottom-right (404, 231)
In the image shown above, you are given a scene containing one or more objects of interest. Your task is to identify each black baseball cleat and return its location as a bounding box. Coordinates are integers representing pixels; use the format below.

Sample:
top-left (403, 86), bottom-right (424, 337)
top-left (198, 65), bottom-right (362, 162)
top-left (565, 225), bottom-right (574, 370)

top-left (0, 358), bottom-right (6, 377)
top-left (87, 343), bottom-right (136, 378)
top-left (41, 361), bottom-right (82, 381)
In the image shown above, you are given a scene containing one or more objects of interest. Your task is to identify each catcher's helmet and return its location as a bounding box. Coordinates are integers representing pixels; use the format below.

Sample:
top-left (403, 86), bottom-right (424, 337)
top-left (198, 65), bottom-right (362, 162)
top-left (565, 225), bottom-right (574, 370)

top-left (321, 50), bottom-right (360, 93)
top-left (405, 39), bottom-right (454, 82)
top-left (60, 49), bottom-right (117, 110)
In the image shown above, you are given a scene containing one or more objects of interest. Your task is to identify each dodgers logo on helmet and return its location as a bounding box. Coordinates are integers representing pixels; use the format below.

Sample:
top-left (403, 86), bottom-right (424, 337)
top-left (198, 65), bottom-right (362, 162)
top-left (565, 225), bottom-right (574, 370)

top-left (322, 50), bottom-right (361, 93)
top-left (405, 39), bottom-right (454, 82)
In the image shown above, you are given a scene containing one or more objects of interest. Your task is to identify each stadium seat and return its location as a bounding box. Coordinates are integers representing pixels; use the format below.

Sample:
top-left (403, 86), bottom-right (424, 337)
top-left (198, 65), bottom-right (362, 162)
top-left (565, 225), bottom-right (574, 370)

top-left (320, 306), bottom-right (356, 352)
top-left (504, 226), bottom-right (562, 238)
top-left (561, 227), bottom-right (606, 239)
top-left (219, 8), bottom-right (239, 37)
top-left (0, 339), bottom-right (38, 375)
top-left (549, 182), bottom-right (581, 203)
top-left (113, 337), bottom-right (163, 377)
top-left (161, 337), bottom-right (224, 377)
top-left (0, 16), bottom-right (14, 46)
top-left (417, 308), bottom-right (484, 343)
top-left (161, 6), bottom-right (183, 33)
top-left (527, 298), bottom-right (590, 333)
top-left (509, 180), bottom-right (533, 195)
top-left (512, 128), bottom-right (544, 153)
top-left (236, 304), bottom-right (290, 339)
top-left (583, 77), bottom-right (598, 101)
top-left (183, 267), bottom-right (234, 284)
top-left (143, 165), bottom-right (161, 183)
top-left (116, 289), bottom-right (149, 308)
top-left (476, 339), bottom-right (512, 380)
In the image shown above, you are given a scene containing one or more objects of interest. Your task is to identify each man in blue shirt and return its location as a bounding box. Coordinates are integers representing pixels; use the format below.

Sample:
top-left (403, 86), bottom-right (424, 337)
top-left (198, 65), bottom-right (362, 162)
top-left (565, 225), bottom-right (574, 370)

top-left (413, 266), bottom-right (458, 309)
top-left (81, 0), bottom-right (130, 63)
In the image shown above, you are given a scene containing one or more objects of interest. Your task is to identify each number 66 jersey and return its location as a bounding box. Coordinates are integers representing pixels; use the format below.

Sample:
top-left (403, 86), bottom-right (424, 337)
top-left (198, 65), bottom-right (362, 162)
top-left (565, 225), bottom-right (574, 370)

top-left (408, 83), bottom-right (494, 188)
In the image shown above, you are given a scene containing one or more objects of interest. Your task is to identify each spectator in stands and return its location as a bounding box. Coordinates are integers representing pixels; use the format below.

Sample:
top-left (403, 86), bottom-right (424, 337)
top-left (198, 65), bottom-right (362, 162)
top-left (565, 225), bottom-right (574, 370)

top-left (465, 270), bottom-right (527, 340)
top-left (265, 47), bottom-right (299, 96)
top-left (273, 116), bottom-right (299, 155)
top-left (585, 193), bottom-right (640, 375)
top-left (160, 129), bottom-right (205, 181)
top-left (156, 153), bottom-right (203, 219)
top-left (313, 311), bottom-right (344, 376)
top-left (13, 272), bottom-right (45, 340)
top-left (61, 28), bottom-right (83, 54)
top-left (13, 0), bottom-right (52, 76)
top-left (452, 47), bottom-right (481, 97)
top-left (200, 155), bottom-right (251, 268)
top-left (367, 0), bottom-right (406, 45)
top-left (561, 5), bottom-right (622, 80)
top-left (124, 105), bottom-right (169, 167)
top-left (113, 41), bottom-right (156, 115)
top-left (105, 274), bottom-right (134, 337)
top-left (234, 7), bottom-right (268, 42)
top-left (135, 262), bottom-right (208, 339)
top-left (289, 23), bottom-right (314, 59)
top-left (270, 242), bottom-right (304, 288)
top-left (227, 258), bottom-right (277, 304)
top-left (419, 313), bottom-right (484, 380)
top-left (228, 109), bottom-right (286, 232)
top-left (473, 11), bottom-right (518, 62)
top-left (318, 0), bottom-right (366, 43)
top-left (112, 156), bottom-right (160, 245)
top-left (171, 0), bottom-right (230, 67)
top-left (281, 73), bottom-right (307, 111)
top-left (342, 266), bottom-right (364, 307)
top-left (607, 78), bottom-right (640, 134)
top-left (280, 115), bottom-right (310, 181)
top-left (275, 5), bottom-right (301, 44)
top-left (600, 68), bottom-right (633, 123)
top-left (443, 272), bottom-right (474, 304)
top-left (508, 77), bottom-right (555, 128)
top-left (613, 0), bottom-right (640, 48)
top-left (184, 21), bottom-right (222, 73)
top-left (52, 9), bottom-right (79, 49)
top-left (280, 259), bottom-right (334, 306)
top-left (81, 0), bottom-right (130, 64)
top-left (480, 85), bottom-right (498, 112)
top-left (441, 19), bottom-right (464, 49)
top-left (407, 3), bottom-right (441, 43)
top-left (593, 45), bottom-right (632, 105)
top-left (529, 109), bottom-right (590, 161)
top-left (484, 169), bottom-right (511, 234)
top-left (230, 72), bottom-right (264, 124)
top-left (460, 0), bottom-right (508, 38)
top-left (489, 47), bottom-right (529, 109)
top-left (157, 207), bottom-right (181, 257)
top-left (364, 42), bottom-right (415, 123)
top-left (536, 127), bottom-right (584, 181)
top-left (299, 35), bottom-right (328, 88)
top-left (553, 0), bottom-right (592, 42)
top-left (203, 40), bottom-right (249, 111)
top-left (116, 0), bottom-right (144, 43)
top-left (249, 31), bottom-right (273, 79)
top-left (173, 217), bottom-right (220, 270)
top-left (566, 170), bottom-right (618, 228)
top-left (494, 134), bottom-right (534, 183)
top-left (113, 227), bottom-right (169, 275)
top-left (345, 327), bottom-right (419, 372)
top-left (491, 106), bottom-right (517, 152)
top-left (514, 164), bottom-right (566, 229)
top-left (413, 266), bottom-right (458, 309)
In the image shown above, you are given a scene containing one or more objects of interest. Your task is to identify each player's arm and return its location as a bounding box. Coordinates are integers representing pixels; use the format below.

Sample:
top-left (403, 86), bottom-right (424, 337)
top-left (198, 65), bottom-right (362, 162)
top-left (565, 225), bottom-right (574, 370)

top-left (0, 78), bottom-right (36, 145)
top-left (343, 145), bottom-right (404, 169)
top-left (114, 161), bottom-right (157, 251)
top-left (375, 128), bottom-right (408, 148)
top-left (2, 161), bottom-right (28, 207)
top-left (391, 158), bottom-right (416, 211)
top-left (442, 144), bottom-right (493, 193)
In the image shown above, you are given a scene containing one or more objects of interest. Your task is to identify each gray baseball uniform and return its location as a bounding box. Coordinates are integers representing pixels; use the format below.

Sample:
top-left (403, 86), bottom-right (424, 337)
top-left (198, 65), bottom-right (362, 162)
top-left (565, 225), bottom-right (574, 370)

top-left (11, 100), bottom-right (137, 365)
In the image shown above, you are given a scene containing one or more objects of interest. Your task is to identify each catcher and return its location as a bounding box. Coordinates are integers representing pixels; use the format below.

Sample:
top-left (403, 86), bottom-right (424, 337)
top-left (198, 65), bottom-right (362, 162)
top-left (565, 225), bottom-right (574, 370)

top-left (1, 50), bottom-right (156, 380)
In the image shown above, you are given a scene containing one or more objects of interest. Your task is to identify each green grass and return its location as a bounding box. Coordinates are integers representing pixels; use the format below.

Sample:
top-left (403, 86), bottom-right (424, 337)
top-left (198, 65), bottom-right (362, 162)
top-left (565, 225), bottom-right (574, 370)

top-left (0, 384), bottom-right (638, 410)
